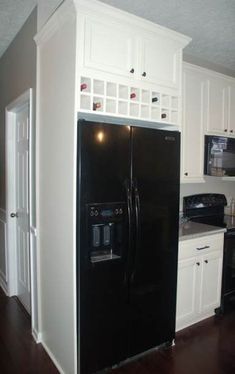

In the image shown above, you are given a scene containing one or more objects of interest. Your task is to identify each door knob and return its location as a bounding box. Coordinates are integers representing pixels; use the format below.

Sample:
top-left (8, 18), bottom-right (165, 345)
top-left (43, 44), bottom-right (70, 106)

top-left (10, 212), bottom-right (18, 218)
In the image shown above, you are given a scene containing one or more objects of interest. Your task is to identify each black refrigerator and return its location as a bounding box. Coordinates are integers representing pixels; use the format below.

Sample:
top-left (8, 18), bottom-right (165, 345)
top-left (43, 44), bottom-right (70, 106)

top-left (77, 119), bottom-right (180, 374)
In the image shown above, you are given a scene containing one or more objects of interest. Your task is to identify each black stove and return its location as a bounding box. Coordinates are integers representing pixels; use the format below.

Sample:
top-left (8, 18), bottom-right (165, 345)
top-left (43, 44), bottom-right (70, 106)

top-left (183, 193), bottom-right (235, 232)
top-left (183, 193), bottom-right (235, 313)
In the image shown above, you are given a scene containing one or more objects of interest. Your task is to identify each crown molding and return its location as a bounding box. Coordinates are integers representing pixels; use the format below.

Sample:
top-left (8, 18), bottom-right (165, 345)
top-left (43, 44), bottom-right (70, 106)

top-left (74, 0), bottom-right (191, 48)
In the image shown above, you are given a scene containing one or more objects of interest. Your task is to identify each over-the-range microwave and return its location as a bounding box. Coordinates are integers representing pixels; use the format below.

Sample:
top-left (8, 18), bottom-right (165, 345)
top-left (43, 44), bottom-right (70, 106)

top-left (204, 135), bottom-right (235, 177)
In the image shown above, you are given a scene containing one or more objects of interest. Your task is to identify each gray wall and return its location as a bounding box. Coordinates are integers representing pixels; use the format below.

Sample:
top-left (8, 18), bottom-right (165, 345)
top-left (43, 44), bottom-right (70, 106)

top-left (0, 7), bottom-right (37, 211)
top-left (180, 178), bottom-right (235, 212)
top-left (184, 53), bottom-right (235, 78)
top-left (37, 0), bottom-right (63, 31)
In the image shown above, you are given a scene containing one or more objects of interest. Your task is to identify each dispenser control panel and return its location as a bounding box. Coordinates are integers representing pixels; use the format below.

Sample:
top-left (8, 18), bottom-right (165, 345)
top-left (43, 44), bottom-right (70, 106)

top-left (86, 202), bottom-right (126, 263)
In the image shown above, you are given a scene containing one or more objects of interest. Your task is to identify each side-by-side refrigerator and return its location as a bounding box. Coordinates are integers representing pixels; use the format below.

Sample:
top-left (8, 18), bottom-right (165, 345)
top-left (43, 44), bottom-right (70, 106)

top-left (77, 119), bottom-right (180, 374)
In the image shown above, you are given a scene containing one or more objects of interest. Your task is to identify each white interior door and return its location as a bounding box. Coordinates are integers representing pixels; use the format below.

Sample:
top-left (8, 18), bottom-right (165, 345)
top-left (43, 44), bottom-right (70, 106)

top-left (15, 103), bottom-right (31, 313)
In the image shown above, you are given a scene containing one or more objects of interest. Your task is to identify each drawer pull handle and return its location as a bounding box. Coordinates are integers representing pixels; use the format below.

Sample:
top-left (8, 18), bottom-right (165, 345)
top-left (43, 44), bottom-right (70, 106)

top-left (196, 262), bottom-right (200, 266)
top-left (204, 260), bottom-right (208, 264)
top-left (196, 245), bottom-right (210, 250)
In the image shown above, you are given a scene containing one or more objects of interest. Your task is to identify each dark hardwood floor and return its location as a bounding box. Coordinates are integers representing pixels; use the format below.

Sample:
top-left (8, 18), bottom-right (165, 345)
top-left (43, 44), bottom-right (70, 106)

top-left (109, 311), bottom-right (235, 374)
top-left (0, 287), bottom-right (58, 373)
top-left (1, 284), bottom-right (235, 374)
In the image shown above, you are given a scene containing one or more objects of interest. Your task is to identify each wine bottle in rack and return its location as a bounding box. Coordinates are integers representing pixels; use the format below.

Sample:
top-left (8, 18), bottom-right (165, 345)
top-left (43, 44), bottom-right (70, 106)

top-left (93, 102), bottom-right (102, 111)
top-left (130, 93), bottom-right (136, 99)
top-left (152, 97), bottom-right (159, 103)
top-left (80, 83), bottom-right (87, 91)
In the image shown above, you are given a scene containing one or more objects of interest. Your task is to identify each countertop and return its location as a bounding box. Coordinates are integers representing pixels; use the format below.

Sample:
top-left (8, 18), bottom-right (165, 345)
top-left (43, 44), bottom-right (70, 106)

top-left (179, 221), bottom-right (226, 241)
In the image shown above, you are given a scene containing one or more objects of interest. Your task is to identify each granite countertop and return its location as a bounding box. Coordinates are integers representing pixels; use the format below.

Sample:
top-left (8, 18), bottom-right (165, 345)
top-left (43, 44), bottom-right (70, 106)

top-left (179, 221), bottom-right (226, 241)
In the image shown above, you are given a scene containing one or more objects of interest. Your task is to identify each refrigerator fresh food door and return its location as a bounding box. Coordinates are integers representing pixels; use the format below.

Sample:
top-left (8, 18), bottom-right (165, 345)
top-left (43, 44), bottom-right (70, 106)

top-left (129, 127), bottom-right (180, 357)
top-left (77, 120), bottom-right (130, 374)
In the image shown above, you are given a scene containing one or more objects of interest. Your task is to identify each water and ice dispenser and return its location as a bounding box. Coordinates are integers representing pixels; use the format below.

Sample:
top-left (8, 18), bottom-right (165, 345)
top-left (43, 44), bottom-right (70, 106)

top-left (87, 202), bottom-right (126, 263)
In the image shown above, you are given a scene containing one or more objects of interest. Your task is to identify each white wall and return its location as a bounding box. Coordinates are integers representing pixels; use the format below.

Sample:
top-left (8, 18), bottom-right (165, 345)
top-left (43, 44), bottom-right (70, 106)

top-left (36, 1), bottom-right (77, 372)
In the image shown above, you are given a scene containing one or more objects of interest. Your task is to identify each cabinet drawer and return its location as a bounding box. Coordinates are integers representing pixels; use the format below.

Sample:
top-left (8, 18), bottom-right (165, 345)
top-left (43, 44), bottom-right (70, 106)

top-left (178, 233), bottom-right (224, 260)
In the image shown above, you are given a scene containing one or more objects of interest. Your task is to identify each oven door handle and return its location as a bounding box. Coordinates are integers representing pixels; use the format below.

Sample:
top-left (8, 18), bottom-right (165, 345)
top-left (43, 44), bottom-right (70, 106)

top-left (196, 245), bottom-right (210, 250)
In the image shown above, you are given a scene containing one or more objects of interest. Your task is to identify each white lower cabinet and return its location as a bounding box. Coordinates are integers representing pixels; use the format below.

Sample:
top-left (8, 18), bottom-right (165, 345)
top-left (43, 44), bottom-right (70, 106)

top-left (200, 250), bottom-right (223, 314)
top-left (176, 234), bottom-right (224, 331)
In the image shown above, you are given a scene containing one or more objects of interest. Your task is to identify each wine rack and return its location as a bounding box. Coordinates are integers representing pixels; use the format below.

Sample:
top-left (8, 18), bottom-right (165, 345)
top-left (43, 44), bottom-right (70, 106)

top-left (79, 76), bottom-right (180, 125)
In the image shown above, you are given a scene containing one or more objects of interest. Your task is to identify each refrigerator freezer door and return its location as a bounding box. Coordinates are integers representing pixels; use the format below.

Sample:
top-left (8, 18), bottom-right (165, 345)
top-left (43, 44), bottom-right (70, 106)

top-left (78, 121), bottom-right (130, 374)
top-left (129, 127), bottom-right (180, 356)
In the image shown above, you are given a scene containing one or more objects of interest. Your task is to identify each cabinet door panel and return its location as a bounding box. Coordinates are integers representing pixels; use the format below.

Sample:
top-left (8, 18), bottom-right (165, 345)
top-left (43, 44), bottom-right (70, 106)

top-left (207, 77), bottom-right (228, 135)
top-left (200, 251), bottom-right (223, 313)
top-left (84, 17), bottom-right (135, 78)
top-left (141, 34), bottom-right (180, 89)
top-left (181, 67), bottom-right (207, 182)
top-left (229, 84), bottom-right (235, 135)
top-left (176, 258), bottom-right (199, 330)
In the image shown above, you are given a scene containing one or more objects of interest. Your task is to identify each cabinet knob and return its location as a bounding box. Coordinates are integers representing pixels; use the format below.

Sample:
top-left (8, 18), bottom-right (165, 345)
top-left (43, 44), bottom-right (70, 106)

top-left (142, 72), bottom-right (147, 77)
top-left (230, 130), bottom-right (234, 133)
top-left (196, 262), bottom-right (200, 266)
top-left (130, 68), bottom-right (135, 74)
top-left (224, 129), bottom-right (228, 132)
top-left (204, 259), bottom-right (208, 264)
top-left (10, 212), bottom-right (18, 218)
top-left (184, 172), bottom-right (188, 176)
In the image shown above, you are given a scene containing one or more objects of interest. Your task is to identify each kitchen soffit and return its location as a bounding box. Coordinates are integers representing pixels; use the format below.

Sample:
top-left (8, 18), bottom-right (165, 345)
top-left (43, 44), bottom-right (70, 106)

top-left (0, 0), bottom-right (235, 76)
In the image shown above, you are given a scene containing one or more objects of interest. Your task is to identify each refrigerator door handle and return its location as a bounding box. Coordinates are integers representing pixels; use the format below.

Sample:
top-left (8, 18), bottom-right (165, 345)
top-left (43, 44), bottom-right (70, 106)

top-left (124, 178), bottom-right (133, 285)
top-left (134, 178), bottom-right (141, 244)
top-left (130, 178), bottom-right (141, 283)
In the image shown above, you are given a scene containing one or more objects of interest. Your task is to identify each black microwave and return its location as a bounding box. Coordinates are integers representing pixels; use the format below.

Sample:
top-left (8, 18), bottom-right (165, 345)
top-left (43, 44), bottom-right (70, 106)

top-left (204, 135), bottom-right (235, 177)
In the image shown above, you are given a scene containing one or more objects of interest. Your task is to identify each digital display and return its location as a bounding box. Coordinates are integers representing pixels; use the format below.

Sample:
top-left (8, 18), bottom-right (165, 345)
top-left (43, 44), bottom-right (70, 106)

top-left (101, 209), bottom-right (113, 217)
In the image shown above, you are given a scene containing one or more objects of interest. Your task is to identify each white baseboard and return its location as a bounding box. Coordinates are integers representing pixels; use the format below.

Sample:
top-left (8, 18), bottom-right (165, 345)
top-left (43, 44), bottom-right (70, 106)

top-left (32, 328), bottom-right (42, 343)
top-left (41, 339), bottom-right (65, 374)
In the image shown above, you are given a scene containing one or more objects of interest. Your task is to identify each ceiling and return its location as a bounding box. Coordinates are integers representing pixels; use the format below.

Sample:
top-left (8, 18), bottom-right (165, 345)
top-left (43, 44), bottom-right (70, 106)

top-left (0, 0), bottom-right (37, 57)
top-left (0, 0), bottom-right (235, 76)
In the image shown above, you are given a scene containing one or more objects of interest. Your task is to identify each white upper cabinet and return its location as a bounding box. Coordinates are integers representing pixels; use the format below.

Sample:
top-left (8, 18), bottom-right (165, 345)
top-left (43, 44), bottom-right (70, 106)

top-left (206, 73), bottom-right (235, 137)
top-left (76, 0), bottom-right (191, 125)
top-left (83, 17), bottom-right (136, 79)
top-left (206, 76), bottom-right (229, 135)
top-left (140, 32), bottom-right (181, 89)
top-left (228, 83), bottom-right (235, 135)
top-left (181, 64), bottom-right (207, 183)
top-left (80, 13), bottom-right (187, 91)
